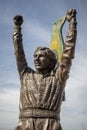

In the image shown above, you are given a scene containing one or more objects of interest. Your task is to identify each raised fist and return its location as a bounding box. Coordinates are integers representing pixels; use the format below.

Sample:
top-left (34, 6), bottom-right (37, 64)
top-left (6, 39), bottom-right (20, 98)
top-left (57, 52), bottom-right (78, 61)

top-left (13, 15), bottom-right (23, 26)
top-left (66, 9), bottom-right (76, 22)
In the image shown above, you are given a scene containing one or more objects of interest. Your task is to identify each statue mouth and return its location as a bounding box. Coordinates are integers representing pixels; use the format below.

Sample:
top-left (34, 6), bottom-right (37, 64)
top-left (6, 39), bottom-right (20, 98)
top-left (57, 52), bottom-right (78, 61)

top-left (35, 63), bottom-right (41, 67)
top-left (34, 61), bottom-right (41, 65)
top-left (35, 62), bottom-right (42, 67)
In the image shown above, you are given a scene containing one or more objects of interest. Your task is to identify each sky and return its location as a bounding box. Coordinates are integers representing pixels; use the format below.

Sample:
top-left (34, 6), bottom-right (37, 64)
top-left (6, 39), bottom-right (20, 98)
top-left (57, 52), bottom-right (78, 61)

top-left (0, 0), bottom-right (87, 130)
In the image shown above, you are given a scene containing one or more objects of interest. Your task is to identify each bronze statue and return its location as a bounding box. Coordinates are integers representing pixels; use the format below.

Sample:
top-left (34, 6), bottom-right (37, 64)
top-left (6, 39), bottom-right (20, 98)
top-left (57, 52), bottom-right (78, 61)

top-left (13, 9), bottom-right (77, 130)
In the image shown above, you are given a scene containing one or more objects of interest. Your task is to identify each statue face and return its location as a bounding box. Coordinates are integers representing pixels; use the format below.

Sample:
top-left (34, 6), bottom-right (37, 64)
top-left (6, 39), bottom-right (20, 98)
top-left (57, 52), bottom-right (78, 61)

top-left (34, 50), bottom-right (50, 71)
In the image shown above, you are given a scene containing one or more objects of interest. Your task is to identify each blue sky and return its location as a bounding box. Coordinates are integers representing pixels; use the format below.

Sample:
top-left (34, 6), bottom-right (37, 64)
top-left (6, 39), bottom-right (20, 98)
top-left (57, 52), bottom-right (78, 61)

top-left (0, 0), bottom-right (87, 130)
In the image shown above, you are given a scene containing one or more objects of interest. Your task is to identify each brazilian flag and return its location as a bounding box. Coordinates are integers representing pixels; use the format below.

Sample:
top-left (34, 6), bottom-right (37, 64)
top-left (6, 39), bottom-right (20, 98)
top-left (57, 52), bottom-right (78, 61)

top-left (50, 16), bottom-right (66, 63)
top-left (50, 16), bottom-right (66, 101)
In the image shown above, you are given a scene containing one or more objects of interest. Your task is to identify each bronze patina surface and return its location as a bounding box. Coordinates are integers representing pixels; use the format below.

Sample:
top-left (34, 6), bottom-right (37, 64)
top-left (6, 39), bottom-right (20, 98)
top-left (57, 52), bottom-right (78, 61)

top-left (13, 9), bottom-right (77, 130)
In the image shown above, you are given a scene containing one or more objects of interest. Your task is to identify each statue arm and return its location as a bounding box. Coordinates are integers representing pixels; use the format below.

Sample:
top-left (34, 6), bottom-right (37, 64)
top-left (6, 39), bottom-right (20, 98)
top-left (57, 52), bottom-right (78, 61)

top-left (13, 15), bottom-right (28, 77)
top-left (57, 9), bottom-right (77, 85)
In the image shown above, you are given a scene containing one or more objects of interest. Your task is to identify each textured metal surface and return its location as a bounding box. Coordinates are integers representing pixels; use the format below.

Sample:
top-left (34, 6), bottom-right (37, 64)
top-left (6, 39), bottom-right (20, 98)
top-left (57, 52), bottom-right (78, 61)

top-left (13, 9), bottom-right (77, 130)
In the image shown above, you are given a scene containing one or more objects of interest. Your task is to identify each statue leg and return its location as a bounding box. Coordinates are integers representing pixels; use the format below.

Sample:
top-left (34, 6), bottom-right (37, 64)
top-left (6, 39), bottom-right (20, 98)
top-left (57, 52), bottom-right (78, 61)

top-left (34, 118), bottom-right (62, 130)
top-left (14, 118), bottom-right (34, 130)
top-left (14, 118), bottom-right (62, 130)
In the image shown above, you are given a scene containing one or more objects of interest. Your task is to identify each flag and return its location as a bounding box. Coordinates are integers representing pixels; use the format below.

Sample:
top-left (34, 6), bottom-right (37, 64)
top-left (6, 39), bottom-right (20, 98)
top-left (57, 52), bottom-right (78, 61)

top-left (50, 16), bottom-right (66, 101)
top-left (50, 16), bottom-right (66, 63)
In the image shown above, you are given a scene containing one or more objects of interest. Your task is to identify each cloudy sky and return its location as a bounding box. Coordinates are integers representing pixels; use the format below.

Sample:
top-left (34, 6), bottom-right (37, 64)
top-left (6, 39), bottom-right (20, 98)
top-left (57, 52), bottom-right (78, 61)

top-left (0, 0), bottom-right (87, 130)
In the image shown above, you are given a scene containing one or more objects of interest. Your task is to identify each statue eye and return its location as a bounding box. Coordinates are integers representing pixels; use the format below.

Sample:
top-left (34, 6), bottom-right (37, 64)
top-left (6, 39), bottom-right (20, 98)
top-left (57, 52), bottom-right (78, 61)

top-left (34, 54), bottom-right (37, 58)
top-left (39, 54), bottom-right (45, 58)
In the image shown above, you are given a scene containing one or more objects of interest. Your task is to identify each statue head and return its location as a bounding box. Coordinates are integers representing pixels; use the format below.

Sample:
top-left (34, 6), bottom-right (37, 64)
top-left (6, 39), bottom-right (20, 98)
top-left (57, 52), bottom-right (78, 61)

top-left (34, 47), bottom-right (57, 73)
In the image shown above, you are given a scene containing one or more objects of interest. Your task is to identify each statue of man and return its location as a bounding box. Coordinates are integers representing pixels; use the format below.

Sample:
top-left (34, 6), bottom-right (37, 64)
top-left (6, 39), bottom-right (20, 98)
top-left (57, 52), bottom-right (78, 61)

top-left (13, 9), bottom-right (77, 130)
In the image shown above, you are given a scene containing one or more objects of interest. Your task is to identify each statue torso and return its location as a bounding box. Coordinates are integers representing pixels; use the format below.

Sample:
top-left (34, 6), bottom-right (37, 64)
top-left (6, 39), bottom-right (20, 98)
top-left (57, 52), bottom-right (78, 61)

top-left (19, 70), bottom-right (64, 115)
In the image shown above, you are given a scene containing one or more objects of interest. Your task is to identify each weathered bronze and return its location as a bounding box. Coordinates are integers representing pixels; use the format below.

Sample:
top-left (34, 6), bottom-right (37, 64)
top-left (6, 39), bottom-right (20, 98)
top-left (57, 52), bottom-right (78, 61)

top-left (13, 9), bottom-right (77, 130)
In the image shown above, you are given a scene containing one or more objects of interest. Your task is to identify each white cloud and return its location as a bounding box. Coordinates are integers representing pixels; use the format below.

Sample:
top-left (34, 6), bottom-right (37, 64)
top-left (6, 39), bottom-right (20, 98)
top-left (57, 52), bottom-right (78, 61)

top-left (0, 111), bottom-right (18, 130)
top-left (0, 88), bottom-right (19, 112)
top-left (0, 88), bottom-right (20, 130)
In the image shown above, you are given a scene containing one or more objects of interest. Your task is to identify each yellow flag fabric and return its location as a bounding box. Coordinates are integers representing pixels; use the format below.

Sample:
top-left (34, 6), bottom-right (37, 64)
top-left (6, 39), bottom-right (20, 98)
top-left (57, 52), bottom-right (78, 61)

top-left (50, 16), bottom-right (66, 63)
top-left (50, 16), bottom-right (66, 101)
